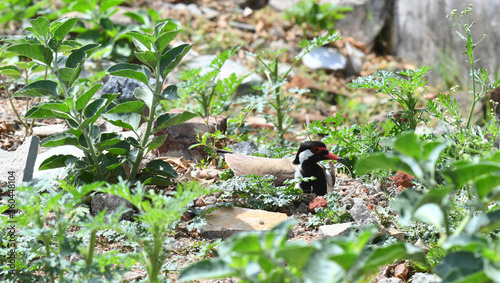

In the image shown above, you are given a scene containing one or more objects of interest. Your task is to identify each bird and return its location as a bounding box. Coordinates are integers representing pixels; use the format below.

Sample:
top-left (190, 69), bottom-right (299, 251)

top-left (219, 141), bottom-right (346, 196)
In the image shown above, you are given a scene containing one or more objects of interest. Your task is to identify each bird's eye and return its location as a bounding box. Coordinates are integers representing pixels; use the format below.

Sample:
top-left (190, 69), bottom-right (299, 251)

top-left (311, 146), bottom-right (320, 154)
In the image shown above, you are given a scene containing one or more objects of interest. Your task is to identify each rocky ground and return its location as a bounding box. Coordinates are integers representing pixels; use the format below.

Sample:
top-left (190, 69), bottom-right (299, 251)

top-left (0, 1), bottom-right (443, 282)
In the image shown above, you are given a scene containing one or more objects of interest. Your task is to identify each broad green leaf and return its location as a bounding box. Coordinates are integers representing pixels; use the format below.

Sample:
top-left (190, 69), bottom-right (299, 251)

top-left (139, 175), bottom-right (173, 186)
top-left (107, 63), bottom-right (151, 85)
top-left (127, 31), bottom-right (153, 51)
top-left (154, 111), bottom-right (197, 133)
top-left (100, 0), bottom-right (125, 13)
top-left (178, 258), bottom-right (237, 282)
top-left (96, 133), bottom-right (125, 149)
top-left (66, 43), bottom-right (100, 68)
top-left (56, 66), bottom-right (82, 88)
top-left (155, 27), bottom-right (181, 54)
top-left (413, 203), bottom-right (444, 230)
top-left (390, 189), bottom-right (424, 225)
top-left (29, 17), bottom-right (49, 39)
top-left (159, 43), bottom-right (192, 77)
top-left (277, 244), bottom-right (316, 270)
top-left (393, 132), bottom-right (420, 159)
top-left (134, 87), bottom-right (154, 109)
top-left (102, 112), bottom-right (141, 131)
top-left (146, 135), bottom-right (167, 152)
top-left (465, 210), bottom-right (500, 234)
top-left (13, 80), bottom-right (59, 98)
top-left (160, 85), bottom-right (179, 100)
top-left (135, 50), bottom-right (158, 69)
top-left (39, 154), bottom-right (77, 170)
top-left (76, 84), bottom-right (102, 112)
top-left (49, 17), bottom-right (79, 49)
top-left (142, 159), bottom-right (177, 178)
top-left (434, 251), bottom-right (488, 283)
top-left (84, 98), bottom-right (106, 119)
top-left (25, 107), bottom-right (57, 119)
top-left (0, 65), bottom-right (22, 77)
top-left (444, 162), bottom-right (500, 189)
top-left (357, 243), bottom-right (423, 274)
top-left (40, 132), bottom-right (79, 147)
top-left (8, 44), bottom-right (53, 65)
top-left (473, 173), bottom-right (500, 200)
top-left (229, 234), bottom-right (263, 254)
top-left (355, 153), bottom-right (412, 176)
top-left (107, 100), bottom-right (145, 113)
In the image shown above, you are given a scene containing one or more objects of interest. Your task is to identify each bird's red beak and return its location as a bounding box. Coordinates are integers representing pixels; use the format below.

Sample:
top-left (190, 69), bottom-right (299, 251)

top-left (325, 152), bottom-right (342, 160)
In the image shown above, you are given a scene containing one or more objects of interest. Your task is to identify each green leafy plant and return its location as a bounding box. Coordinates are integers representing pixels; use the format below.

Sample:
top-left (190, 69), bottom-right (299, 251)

top-left (101, 178), bottom-right (209, 282)
top-left (0, 0), bottom-right (52, 30)
top-left (0, 182), bottom-right (133, 282)
top-left (177, 46), bottom-right (244, 124)
top-left (356, 132), bottom-right (500, 282)
top-left (286, 0), bottom-right (352, 36)
top-left (249, 32), bottom-right (341, 143)
top-left (348, 67), bottom-right (430, 132)
top-left (216, 175), bottom-right (304, 211)
top-left (179, 220), bottom-right (426, 282)
top-left (446, 5), bottom-right (500, 129)
top-left (4, 17), bottom-right (195, 184)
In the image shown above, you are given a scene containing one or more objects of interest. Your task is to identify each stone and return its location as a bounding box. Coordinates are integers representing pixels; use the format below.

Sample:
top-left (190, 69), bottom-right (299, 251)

top-left (122, 271), bottom-right (143, 282)
top-left (91, 193), bottom-right (134, 221)
top-left (335, 0), bottom-right (395, 49)
top-left (349, 202), bottom-right (380, 225)
top-left (409, 273), bottom-right (442, 283)
top-left (302, 46), bottom-right (347, 70)
top-left (308, 196), bottom-right (328, 213)
top-left (394, 263), bottom-right (410, 281)
top-left (232, 141), bottom-right (258, 155)
top-left (345, 41), bottom-right (366, 75)
top-left (234, 0), bottom-right (269, 9)
top-left (0, 136), bottom-right (39, 186)
top-left (268, 0), bottom-right (301, 11)
top-left (32, 124), bottom-right (68, 137)
top-left (199, 207), bottom-right (288, 238)
top-left (155, 109), bottom-right (227, 161)
top-left (319, 222), bottom-right (354, 237)
top-left (100, 76), bottom-right (152, 99)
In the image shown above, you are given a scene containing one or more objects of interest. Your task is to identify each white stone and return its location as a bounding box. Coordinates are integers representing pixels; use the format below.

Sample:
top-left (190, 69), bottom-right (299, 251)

top-left (302, 47), bottom-right (347, 70)
top-left (319, 222), bottom-right (354, 237)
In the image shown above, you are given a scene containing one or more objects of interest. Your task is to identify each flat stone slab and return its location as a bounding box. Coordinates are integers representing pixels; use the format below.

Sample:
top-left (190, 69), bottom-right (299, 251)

top-left (200, 207), bottom-right (288, 238)
top-left (0, 135), bottom-right (39, 186)
top-left (319, 222), bottom-right (354, 237)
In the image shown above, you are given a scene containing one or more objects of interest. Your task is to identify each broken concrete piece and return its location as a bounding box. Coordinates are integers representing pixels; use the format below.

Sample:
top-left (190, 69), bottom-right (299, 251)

top-left (0, 135), bottom-right (39, 186)
top-left (319, 222), bottom-right (354, 237)
top-left (200, 206), bottom-right (288, 238)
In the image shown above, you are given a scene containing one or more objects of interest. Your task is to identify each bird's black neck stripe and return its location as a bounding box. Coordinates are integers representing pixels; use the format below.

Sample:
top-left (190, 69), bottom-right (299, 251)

top-left (299, 161), bottom-right (327, 196)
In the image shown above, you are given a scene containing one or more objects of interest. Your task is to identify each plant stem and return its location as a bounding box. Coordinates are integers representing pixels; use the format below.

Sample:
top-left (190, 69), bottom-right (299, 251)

top-left (86, 230), bottom-right (97, 266)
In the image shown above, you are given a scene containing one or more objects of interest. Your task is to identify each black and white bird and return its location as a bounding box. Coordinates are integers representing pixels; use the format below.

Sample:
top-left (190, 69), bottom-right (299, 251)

top-left (219, 141), bottom-right (345, 196)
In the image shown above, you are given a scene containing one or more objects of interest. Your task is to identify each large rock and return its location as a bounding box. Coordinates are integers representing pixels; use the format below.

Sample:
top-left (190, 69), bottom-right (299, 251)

top-left (0, 136), bottom-right (39, 186)
top-left (91, 193), bottom-right (134, 221)
top-left (199, 206), bottom-right (288, 238)
top-left (155, 109), bottom-right (227, 161)
top-left (393, 0), bottom-right (500, 82)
